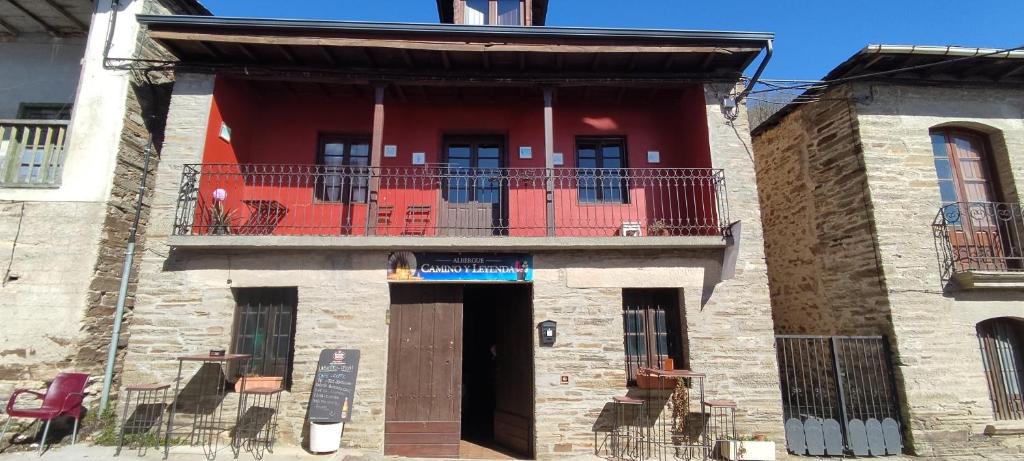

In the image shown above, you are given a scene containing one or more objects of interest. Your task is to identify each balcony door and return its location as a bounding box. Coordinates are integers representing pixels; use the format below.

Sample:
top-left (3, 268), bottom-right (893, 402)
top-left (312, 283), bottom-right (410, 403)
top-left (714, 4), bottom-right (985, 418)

top-left (441, 136), bottom-right (507, 236)
top-left (932, 129), bottom-right (1007, 271)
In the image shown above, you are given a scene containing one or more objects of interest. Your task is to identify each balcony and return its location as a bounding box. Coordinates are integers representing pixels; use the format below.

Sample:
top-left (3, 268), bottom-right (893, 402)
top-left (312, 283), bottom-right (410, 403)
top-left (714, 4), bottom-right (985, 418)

top-left (171, 164), bottom-right (730, 249)
top-left (0, 119), bottom-right (69, 187)
top-left (933, 201), bottom-right (1024, 288)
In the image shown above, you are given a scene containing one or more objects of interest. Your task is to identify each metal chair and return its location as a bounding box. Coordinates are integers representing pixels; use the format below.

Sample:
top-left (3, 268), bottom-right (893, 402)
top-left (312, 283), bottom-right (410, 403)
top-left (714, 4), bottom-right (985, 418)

top-left (116, 383), bottom-right (170, 456)
top-left (611, 395), bottom-right (647, 460)
top-left (1, 372), bottom-right (89, 455)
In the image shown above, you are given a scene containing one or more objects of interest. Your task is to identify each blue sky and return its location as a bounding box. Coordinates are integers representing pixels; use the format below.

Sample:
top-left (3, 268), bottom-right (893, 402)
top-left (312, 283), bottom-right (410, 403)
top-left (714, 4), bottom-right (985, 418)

top-left (200, 0), bottom-right (1024, 80)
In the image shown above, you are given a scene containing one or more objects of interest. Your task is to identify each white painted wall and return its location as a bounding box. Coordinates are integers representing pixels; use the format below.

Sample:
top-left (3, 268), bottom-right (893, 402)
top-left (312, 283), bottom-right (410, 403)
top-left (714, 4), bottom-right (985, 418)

top-left (0, 35), bottom-right (85, 118)
top-left (0, 0), bottom-right (146, 204)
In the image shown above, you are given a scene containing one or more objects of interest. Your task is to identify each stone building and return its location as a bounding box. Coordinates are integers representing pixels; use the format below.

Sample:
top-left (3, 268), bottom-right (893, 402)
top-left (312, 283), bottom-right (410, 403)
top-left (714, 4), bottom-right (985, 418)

top-left (119, 1), bottom-right (786, 459)
top-left (752, 45), bottom-right (1024, 458)
top-left (0, 0), bottom-right (208, 401)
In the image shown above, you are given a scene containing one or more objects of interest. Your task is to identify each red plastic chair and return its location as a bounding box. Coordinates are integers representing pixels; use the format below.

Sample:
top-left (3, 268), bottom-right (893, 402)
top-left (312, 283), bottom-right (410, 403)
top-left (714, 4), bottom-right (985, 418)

top-left (1, 372), bottom-right (89, 455)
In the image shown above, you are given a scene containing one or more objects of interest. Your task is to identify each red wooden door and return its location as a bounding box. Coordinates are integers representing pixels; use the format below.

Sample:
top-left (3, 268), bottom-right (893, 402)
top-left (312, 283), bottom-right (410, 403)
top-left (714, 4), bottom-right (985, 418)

top-left (385, 285), bottom-right (464, 457)
top-left (932, 130), bottom-right (1004, 271)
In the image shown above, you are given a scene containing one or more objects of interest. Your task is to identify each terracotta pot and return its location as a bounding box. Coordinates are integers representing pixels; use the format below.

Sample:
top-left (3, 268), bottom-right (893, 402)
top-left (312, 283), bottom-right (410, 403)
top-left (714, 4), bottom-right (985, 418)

top-left (235, 376), bottom-right (283, 392)
top-left (636, 371), bottom-right (677, 389)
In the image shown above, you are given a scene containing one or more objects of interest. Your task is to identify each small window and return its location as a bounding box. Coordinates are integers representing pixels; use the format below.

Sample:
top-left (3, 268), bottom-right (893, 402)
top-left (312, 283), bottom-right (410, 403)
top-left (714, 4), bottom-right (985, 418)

top-left (231, 287), bottom-right (298, 390)
top-left (576, 137), bottom-right (628, 204)
top-left (623, 289), bottom-right (684, 384)
top-left (1, 120), bottom-right (70, 187)
top-left (317, 135), bottom-right (371, 203)
top-left (17, 103), bottom-right (72, 120)
top-left (978, 318), bottom-right (1024, 420)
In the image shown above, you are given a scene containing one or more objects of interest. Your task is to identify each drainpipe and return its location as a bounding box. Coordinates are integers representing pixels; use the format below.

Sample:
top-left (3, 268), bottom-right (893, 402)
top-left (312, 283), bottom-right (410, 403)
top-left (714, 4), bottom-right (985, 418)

top-left (734, 39), bottom-right (774, 105)
top-left (99, 138), bottom-right (154, 412)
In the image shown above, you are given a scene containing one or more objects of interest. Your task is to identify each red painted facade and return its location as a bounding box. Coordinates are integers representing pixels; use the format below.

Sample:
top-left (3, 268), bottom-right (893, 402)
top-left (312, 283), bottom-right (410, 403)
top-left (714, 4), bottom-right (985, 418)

top-left (194, 77), bottom-right (719, 237)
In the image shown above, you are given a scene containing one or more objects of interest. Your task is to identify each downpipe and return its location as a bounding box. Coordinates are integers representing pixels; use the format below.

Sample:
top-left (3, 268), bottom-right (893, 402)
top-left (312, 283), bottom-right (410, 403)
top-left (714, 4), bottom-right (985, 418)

top-left (99, 138), bottom-right (153, 412)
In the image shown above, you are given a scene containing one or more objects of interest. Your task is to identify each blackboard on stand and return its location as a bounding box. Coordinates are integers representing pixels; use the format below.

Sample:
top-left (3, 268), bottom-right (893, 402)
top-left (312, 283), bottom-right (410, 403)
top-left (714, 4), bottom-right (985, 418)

top-left (308, 349), bottom-right (360, 423)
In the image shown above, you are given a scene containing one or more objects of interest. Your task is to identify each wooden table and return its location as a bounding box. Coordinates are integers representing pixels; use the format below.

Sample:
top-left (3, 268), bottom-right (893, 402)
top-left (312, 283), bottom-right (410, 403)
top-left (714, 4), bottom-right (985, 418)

top-left (163, 354), bottom-right (251, 460)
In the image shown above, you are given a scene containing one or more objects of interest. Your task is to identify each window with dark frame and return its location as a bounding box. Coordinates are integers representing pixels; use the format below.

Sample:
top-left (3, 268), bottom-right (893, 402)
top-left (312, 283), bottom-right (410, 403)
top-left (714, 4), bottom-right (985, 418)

top-left (317, 135), bottom-right (371, 203)
top-left (977, 318), bottom-right (1024, 420)
top-left (231, 287), bottom-right (298, 390)
top-left (576, 137), bottom-right (628, 204)
top-left (17, 103), bottom-right (72, 120)
top-left (622, 289), bottom-right (684, 384)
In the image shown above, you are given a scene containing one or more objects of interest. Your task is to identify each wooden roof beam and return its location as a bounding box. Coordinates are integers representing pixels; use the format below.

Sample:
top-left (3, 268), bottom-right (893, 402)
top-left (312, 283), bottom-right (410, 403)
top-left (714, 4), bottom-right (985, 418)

top-left (0, 17), bottom-right (19, 37)
top-left (41, 0), bottom-right (88, 33)
top-left (400, 49), bottom-right (415, 68)
top-left (196, 41), bottom-right (224, 60)
top-left (440, 50), bottom-right (451, 70)
top-left (277, 45), bottom-right (299, 64)
top-left (998, 64), bottom-right (1024, 80)
top-left (6, 0), bottom-right (63, 37)
top-left (319, 46), bottom-right (338, 66)
top-left (237, 43), bottom-right (259, 63)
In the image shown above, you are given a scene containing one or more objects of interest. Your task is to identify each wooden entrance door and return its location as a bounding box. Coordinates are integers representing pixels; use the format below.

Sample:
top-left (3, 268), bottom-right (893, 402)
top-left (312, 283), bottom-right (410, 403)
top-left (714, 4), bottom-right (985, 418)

top-left (440, 136), bottom-right (506, 236)
top-left (385, 285), bottom-right (464, 458)
top-left (932, 130), bottom-right (1005, 271)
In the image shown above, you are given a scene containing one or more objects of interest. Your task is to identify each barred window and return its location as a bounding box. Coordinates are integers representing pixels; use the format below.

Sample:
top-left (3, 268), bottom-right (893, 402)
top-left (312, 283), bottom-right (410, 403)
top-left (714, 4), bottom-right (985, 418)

top-left (623, 289), bottom-right (684, 384)
top-left (231, 287), bottom-right (298, 390)
top-left (978, 318), bottom-right (1024, 420)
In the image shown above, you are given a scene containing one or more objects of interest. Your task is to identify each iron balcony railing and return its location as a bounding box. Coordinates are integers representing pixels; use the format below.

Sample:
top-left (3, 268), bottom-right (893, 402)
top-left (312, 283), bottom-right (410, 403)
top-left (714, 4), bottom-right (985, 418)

top-left (173, 164), bottom-right (730, 238)
top-left (0, 119), bottom-right (70, 187)
top-left (933, 201), bottom-right (1024, 276)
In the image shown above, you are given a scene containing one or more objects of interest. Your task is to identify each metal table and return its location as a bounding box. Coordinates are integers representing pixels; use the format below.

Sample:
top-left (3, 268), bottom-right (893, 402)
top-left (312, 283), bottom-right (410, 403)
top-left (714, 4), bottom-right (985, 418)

top-left (163, 354), bottom-right (251, 460)
top-left (638, 368), bottom-right (708, 461)
top-left (116, 383), bottom-right (169, 457)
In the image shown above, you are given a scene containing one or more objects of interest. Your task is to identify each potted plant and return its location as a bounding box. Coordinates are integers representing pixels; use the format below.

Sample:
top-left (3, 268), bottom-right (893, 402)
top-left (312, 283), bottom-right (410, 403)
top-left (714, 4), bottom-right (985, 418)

top-left (208, 188), bottom-right (236, 235)
top-left (234, 373), bottom-right (284, 392)
top-left (648, 219), bottom-right (670, 236)
top-left (718, 434), bottom-right (776, 461)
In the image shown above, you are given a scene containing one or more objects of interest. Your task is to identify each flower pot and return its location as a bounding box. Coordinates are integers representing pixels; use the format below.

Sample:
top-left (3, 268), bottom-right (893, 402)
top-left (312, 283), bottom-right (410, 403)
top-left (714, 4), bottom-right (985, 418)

top-left (718, 440), bottom-right (776, 461)
top-left (636, 370), bottom-right (677, 389)
top-left (235, 376), bottom-right (283, 392)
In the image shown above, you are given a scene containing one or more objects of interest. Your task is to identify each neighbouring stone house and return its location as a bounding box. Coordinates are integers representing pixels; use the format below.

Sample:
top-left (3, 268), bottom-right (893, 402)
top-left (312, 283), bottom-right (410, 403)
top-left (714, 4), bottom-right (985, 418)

top-left (119, 1), bottom-right (788, 459)
top-left (752, 45), bottom-right (1024, 459)
top-left (0, 0), bottom-right (209, 404)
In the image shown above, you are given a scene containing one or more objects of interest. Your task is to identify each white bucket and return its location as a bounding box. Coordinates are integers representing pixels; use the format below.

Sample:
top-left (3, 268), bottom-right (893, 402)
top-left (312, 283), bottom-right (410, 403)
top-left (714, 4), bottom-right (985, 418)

top-left (309, 422), bottom-right (344, 453)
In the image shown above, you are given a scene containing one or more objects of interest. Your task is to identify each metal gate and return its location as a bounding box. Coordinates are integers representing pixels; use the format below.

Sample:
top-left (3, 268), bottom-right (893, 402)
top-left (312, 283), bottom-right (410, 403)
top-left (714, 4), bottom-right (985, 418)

top-left (775, 336), bottom-right (904, 457)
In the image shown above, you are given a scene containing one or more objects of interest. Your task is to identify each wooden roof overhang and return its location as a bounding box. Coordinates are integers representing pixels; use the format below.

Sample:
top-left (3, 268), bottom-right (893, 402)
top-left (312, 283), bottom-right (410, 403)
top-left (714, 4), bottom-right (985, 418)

top-left (752, 45), bottom-right (1024, 135)
top-left (0, 0), bottom-right (91, 38)
top-left (138, 15), bottom-right (773, 88)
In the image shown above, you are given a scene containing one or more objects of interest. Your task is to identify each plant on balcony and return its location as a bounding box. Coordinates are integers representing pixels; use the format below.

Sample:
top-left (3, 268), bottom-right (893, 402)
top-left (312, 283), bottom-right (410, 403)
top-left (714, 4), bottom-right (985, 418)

top-left (208, 188), bottom-right (236, 235)
top-left (648, 219), bottom-right (670, 236)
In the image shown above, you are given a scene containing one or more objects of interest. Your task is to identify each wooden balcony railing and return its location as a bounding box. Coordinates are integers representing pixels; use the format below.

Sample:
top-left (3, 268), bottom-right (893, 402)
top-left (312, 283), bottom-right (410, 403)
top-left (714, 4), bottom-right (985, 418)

top-left (173, 164), bottom-right (730, 238)
top-left (0, 119), bottom-right (70, 187)
top-left (933, 201), bottom-right (1024, 276)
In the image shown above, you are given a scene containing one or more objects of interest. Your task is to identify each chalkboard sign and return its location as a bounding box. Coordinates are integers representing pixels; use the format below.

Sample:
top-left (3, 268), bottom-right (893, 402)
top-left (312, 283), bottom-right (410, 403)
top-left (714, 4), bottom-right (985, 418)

top-left (309, 349), bottom-right (360, 423)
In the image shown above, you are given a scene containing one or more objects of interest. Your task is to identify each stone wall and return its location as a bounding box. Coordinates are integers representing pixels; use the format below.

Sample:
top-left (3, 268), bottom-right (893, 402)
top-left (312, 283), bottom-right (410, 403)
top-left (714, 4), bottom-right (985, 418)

top-left (853, 82), bottom-right (1024, 457)
top-left (753, 80), bottom-right (1024, 458)
top-left (751, 85), bottom-right (894, 337)
top-left (74, 0), bottom-right (203, 393)
top-left (120, 75), bottom-right (786, 458)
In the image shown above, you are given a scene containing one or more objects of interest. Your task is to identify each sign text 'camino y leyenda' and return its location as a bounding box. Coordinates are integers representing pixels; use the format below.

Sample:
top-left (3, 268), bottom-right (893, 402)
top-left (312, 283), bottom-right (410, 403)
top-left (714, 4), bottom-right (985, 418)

top-left (387, 252), bottom-right (533, 282)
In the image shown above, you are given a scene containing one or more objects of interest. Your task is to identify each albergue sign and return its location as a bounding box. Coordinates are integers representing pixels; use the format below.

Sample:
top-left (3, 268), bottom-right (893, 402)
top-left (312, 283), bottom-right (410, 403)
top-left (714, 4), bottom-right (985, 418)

top-left (387, 252), bottom-right (533, 282)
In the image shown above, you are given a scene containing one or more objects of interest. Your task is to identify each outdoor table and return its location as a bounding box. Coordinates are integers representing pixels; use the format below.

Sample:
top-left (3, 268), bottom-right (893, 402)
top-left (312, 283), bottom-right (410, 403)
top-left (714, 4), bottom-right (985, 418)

top-left (163, 354), bottom-right (251, 460)
top-left (637, 367), bottom-right (708, 461)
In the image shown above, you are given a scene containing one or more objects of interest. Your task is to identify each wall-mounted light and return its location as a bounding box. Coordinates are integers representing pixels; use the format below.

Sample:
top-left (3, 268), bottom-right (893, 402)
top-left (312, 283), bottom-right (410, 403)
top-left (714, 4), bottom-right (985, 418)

top-left (412, 152), bottom-right (426, 165)
top-left (519, 146), bottom-right (533, 159)
top-left (384, 145), bottom-right (398, 158)
top-left (647, 151), bottom-right (661, 164)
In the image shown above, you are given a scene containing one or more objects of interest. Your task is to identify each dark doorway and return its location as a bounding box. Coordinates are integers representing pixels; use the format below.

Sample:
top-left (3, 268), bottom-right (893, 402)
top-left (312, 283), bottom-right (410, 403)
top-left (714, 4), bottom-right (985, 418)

top-left (461, 284), bottom-right (534, 459)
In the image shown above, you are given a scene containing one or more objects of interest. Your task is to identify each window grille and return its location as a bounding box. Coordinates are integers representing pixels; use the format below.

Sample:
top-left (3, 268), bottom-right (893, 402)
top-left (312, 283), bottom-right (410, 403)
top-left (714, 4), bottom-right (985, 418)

top-left (622, 289), bottom-right (683, 383)
top-left (978, 319), bottom-right (1024, 420)
top-left (232, 287), bottom-right (298, 389)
